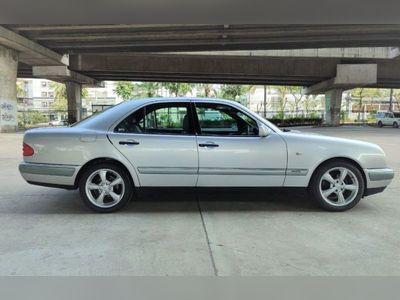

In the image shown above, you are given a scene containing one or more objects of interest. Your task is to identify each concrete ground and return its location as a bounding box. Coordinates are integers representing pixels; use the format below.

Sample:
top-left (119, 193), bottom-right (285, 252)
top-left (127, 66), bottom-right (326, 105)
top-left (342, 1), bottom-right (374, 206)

top-left (0, 126), bottom-right (399, 275)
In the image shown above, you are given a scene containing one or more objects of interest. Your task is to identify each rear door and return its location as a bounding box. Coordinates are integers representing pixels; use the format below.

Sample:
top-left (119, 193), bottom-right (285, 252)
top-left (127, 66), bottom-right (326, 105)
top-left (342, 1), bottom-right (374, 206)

top-left (108, 101), bottom-right (198, 186)
top-left (193, 101), bottom-right (287, 187)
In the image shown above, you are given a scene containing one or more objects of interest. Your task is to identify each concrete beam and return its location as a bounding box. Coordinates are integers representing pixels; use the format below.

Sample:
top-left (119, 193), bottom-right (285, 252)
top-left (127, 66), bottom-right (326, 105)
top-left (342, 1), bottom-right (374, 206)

top-left (0, 26), bottom-right (68, 66)
top-left (304, 64), bottom-right (377, 94)
top-left (32, 66), bottom-right (103, 87)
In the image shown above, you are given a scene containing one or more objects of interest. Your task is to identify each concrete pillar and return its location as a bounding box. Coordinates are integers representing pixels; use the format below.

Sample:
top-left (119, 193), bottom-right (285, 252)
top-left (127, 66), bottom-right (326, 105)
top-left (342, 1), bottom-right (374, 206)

top-left (66, 81), bottom-right (82, 124)
top-left (325, 89), bottom-right (343, 126)
top-left (0, 45), bottom-right (18, 133)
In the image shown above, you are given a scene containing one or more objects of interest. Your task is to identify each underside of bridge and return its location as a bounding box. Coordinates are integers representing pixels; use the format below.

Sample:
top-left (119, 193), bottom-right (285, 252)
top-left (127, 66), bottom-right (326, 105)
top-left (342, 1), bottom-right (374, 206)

top-left (2, 24), bottom-right (400, 131)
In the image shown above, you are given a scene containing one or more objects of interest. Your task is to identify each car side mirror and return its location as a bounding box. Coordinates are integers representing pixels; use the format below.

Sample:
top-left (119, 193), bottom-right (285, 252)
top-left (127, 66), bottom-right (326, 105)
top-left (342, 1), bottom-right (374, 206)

top-left (258, 125), bottom-right (271, 137)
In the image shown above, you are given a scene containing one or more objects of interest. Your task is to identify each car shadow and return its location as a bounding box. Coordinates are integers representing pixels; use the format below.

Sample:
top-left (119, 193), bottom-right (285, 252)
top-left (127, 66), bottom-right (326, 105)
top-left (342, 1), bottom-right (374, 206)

top-left (8, 187), bottom-right (375, 215)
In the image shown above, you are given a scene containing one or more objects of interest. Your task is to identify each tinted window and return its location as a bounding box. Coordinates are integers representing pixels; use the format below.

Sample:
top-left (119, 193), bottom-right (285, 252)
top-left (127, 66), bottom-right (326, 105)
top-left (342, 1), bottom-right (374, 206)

top-left (115, 103), bottom-right (193, 135)
top-left (195, 103), bottom-right (258, 136)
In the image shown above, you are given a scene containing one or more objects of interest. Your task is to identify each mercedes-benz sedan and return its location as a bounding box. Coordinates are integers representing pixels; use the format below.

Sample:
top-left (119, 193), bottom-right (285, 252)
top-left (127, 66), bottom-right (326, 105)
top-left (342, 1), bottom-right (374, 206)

top-left (19, 98), bottom-right (394, 212)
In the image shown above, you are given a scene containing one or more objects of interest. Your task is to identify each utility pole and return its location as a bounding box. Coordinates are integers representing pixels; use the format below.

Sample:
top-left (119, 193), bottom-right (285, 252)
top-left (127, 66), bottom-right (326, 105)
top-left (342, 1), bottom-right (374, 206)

top-left (389, 88), bottom-right (393, 112)
top-left (263, 85), bottom-right (267, 118)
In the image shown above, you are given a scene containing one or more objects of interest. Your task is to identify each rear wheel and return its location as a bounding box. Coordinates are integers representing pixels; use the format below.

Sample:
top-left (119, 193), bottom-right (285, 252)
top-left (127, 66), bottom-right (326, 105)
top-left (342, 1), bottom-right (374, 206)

top-left (378, 121), bottom-right (383, 127)
top-left (393, 122), bottom-right (399, 128)
top-left (309, 160), bottom-right (365, 211)
top-left (79, 163), bottom-right (133, 213)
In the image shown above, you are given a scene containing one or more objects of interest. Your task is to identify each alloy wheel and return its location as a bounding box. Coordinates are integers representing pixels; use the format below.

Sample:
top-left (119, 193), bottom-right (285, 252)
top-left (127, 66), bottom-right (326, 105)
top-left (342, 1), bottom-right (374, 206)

top-left (85, 168), bottom-right (125, 208)
top-left (319, 167), bottom-right (359, 207)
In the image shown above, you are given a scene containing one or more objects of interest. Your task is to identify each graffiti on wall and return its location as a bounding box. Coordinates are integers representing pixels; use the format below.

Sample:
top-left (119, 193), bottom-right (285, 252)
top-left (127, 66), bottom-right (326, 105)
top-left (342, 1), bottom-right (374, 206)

top-left (0, 100), bottom-right (17, 126)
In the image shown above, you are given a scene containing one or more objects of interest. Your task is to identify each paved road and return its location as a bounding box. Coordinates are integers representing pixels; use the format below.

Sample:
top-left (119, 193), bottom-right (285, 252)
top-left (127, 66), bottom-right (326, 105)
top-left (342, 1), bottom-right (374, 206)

top-left (0, 126), bottom-right (399, 275)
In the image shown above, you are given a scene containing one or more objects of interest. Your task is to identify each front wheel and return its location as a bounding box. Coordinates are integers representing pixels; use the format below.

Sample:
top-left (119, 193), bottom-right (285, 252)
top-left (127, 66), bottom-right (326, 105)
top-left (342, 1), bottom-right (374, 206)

top-left (377, 121), bottom-right (383, 127)
top-left (79, 163), bottom-right (133, 213)
top-left (309, 160), bottom-right (365, 211)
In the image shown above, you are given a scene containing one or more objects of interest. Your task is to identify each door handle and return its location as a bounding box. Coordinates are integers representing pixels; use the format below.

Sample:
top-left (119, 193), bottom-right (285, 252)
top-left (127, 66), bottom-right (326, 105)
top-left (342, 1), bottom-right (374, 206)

top-left (119, 140), bottom-right (140, 145)
top-left (199, 143), bottom-right (219, 148)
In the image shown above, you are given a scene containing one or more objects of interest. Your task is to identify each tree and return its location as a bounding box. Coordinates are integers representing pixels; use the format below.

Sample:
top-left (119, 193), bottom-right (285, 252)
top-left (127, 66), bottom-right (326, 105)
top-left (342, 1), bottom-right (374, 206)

top-left (49, 82), bottom-right (88, 111)
top-left (195, 84), bottom-right (216, 97)
top-left (349, 88), bottom-right (382, 122)
top-left (275, 86), bottom-right (289, 112)
top-left (49, 82), bottom-right (67, 110)
top-left (219, 85), bottom-right (255, 106)
top-left (115, 81), bottom-right (135, 100)
top-left (303, 95), bottom-right (318, 114)
top-left (16, 81), bottom-right (25, 98)
top-left (136, 82), bottom-right (160, 97)
top-left (287, 86), bottom-right (304, 115)
top-left (391, 89), bottom-right (400, 111)
top-left (161, 82), bottom-right (193, 97)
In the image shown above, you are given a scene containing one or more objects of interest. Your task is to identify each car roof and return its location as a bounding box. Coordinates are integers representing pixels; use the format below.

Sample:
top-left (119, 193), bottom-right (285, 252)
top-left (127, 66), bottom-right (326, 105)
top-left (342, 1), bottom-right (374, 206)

top-left (74, 97), bottom-right (280, 132)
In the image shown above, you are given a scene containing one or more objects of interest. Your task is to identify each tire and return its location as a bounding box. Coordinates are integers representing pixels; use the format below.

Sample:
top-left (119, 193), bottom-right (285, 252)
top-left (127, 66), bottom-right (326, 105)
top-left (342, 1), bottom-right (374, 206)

top-left (378, 121), bottom-right (383, 127)
top-left (79, 162), bottom-right (133, 213)
top-left (309, 160), bottom-right (365, 212)
top-left (393, 122), bottom-right (399, 128)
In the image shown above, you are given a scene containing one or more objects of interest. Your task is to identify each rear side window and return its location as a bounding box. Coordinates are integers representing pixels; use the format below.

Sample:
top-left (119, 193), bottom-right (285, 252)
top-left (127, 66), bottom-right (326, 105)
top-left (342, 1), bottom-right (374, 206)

top-left (114, 103), bottom-right (194, 135)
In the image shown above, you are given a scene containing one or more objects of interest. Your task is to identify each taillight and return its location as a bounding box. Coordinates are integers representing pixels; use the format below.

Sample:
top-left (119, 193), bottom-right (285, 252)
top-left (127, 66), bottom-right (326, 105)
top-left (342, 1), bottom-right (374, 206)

top-left (23, 143), bottom-right (34, 156)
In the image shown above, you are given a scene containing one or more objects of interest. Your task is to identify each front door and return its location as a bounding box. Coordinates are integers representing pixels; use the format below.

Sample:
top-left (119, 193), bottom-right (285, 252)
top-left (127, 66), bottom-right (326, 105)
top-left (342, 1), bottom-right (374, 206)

top-left (194, 102), bottom-right (287, 187)
top-left (108, 101), bottom-right (198, 186)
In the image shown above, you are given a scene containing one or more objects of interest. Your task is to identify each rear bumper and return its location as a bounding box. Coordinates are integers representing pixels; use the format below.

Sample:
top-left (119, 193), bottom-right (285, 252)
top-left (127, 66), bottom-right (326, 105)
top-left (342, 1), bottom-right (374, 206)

top-left (364, 168), bottom-right (394, 190)
top-left (19, 162), bottom-right (79, 188)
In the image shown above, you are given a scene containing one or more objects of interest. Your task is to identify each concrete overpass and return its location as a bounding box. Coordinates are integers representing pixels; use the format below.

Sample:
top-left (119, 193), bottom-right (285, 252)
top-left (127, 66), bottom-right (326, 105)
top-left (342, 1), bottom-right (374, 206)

top-left (2, 24), bottom-right (400, 131)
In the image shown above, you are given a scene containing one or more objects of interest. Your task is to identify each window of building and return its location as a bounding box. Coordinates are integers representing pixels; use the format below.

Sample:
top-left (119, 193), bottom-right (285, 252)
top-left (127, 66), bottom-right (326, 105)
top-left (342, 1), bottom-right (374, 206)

top-left (41, 91), bottom-right (47, 97)
top-left (48, 92), bottom-right (54, 98)
top-left (42, 102), bottom-right (48, 107)
top-left (41, 81), bottom-right (47, 87)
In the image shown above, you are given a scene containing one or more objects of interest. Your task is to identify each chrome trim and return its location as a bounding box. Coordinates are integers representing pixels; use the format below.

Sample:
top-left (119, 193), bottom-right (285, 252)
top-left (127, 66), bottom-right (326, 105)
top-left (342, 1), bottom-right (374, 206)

top-left (137, 167), bottom-right (198, 175)
top-left (137, 166), bottom-right (309, 176)
top-left (367, 168), bottom-right (395, 181)
top-left (286, 168), bottom-right (309, 176)
top-left (19, 163), bottom-right (76, 177)
top-left (199, 167), bottom-right (285, 176)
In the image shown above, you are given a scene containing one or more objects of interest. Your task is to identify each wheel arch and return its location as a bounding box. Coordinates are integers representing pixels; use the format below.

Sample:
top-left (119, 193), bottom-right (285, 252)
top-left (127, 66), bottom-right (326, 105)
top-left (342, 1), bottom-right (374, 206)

top-left (74, 157), bottom-right (136, 188)
top-left (308, 156), bottom-right (367, 191)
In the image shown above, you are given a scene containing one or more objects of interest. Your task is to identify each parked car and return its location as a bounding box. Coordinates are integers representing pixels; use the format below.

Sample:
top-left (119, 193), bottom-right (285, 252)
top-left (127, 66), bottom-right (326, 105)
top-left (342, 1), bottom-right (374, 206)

top-left (19, 98), bottom-right (394, 213)
top-left (48, 119), bottom-right (68, 127)
top-left (376, 111), bottom-right (400, 128)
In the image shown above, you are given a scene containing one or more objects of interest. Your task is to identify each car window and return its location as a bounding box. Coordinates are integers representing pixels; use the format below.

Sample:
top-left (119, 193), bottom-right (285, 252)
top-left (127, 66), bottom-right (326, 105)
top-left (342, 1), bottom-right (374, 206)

top-left (114, 103), bottom-right (193, 135)
top-left (195, 103), bottom-right (258, 136)
top-left (393, 112), bottom-right (400, 118)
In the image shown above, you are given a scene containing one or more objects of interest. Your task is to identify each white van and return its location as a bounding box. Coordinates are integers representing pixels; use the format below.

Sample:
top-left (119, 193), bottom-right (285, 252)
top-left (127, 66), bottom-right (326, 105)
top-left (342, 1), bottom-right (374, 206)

top-left (376, 111), bottom-right (400, 128)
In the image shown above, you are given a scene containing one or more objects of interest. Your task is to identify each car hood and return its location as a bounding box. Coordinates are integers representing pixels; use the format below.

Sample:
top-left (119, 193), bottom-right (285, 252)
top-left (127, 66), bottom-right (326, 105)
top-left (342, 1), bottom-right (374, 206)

top-left (280, 130), bottom-right (384, 153)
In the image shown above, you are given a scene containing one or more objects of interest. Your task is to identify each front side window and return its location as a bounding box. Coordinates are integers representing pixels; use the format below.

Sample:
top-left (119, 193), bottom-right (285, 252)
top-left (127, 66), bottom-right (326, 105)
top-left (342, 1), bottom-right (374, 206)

top-left (115, 103), bottom-right (193, 135)
top-left (195, 103), bottom-right (258, 136)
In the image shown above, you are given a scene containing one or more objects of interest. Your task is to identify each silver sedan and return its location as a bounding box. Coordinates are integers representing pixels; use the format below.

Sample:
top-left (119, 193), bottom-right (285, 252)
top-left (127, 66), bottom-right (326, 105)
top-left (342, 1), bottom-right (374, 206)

top-left (19, 98), bottom-right (394, 212)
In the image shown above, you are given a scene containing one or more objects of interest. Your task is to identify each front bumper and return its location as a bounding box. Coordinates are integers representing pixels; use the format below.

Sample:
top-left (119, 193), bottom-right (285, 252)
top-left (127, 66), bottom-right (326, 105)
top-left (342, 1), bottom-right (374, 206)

top-left (364, 168), bottom-right (395, 189)
top-left (19, 162), bottom-right (80, 188)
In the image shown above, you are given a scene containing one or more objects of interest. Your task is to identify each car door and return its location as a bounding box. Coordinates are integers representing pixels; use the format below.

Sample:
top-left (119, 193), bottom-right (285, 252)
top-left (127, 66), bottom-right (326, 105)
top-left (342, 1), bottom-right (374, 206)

top-left (193, 101), bottom-right (287, 187)
top-left (107, 101), bottom-right (198, 186)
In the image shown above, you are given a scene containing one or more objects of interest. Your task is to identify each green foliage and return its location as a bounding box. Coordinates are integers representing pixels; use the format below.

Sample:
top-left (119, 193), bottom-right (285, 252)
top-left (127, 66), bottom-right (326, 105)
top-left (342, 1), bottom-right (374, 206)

top-left (161, 82), bottom-right (193, 97)
top-left (195, 84), bottom-right (216, 97)
top-left (136, 82), bottom-right (161, 97)
top-left (220, 84), bottom-right (253, 101)
top-left (18, 111), bottom-right (48, 127)
top-left (16, 81), bottom-right (25, 98)
top-left (49, 82), bottom-right (88, 110)
top-left (114, 82), bottom-right (135, 100)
